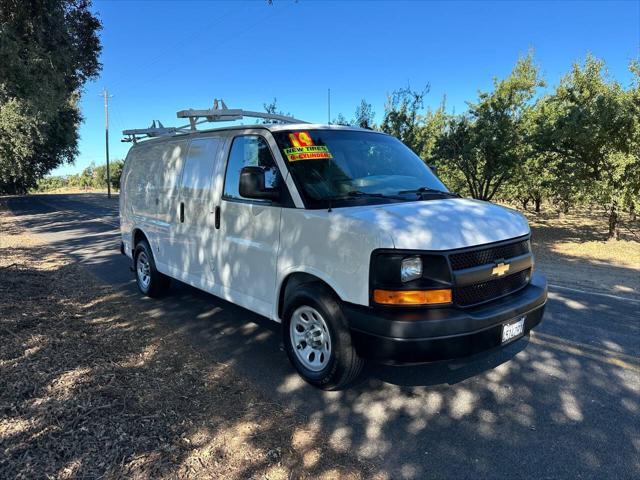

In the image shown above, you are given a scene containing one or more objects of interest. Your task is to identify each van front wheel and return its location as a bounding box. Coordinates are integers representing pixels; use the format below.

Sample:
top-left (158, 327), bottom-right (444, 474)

top-left (283, 283), bottom-right (364, 390)
top-left (134, 240), bottom-right (170, 297)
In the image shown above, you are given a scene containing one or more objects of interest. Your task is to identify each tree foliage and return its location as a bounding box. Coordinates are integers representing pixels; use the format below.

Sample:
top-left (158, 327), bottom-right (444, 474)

top-left (331, 52), bottom-right (637, 240)
top-left (262, 97), bottom-right (291, 123)
top-left (433, 53), bottom-right (544, 200)
top-left (535, 55), bottom-right (639, 237)
top-left (354, 99), bottom-right (375, 129)
top-left (0, 0), bottom-right (101, 193)
top-left (331, 113), bottom-right (350, 126)
top-left (381, 85), bottom-right (430, 155)
top-left (35, 159), bottom-right (124, 192)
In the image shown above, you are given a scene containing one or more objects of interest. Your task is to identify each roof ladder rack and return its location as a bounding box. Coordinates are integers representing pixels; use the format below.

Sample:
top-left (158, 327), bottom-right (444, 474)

top-left (176, 98), bottom-right (307, 129)
top-left (122, 120), bottom-right (178, 143)
top-left (122, 99), bottom-right (308, 143)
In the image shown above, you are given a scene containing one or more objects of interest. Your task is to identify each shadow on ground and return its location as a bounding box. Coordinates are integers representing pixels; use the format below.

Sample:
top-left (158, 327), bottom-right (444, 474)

top-left (2, 194), bottom-right (639, 479)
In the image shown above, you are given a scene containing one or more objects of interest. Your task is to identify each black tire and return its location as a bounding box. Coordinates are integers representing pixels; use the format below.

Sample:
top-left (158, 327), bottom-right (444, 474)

top-left (282, 282), bottom-right (364, 390)
top-left (134, 240), bottom-right (170, 298)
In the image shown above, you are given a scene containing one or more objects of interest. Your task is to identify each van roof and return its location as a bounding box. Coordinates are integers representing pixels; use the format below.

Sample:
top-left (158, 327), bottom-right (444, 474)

top-left (127, 123), bottom-right (383, 146)
top-left (198, 122), bottom-right (370, 133)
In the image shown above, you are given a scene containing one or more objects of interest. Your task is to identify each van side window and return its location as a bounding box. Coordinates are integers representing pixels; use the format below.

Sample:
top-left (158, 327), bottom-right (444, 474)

top-left (180, 137), bottom-right (221, 195)
top-left (223, 135), bottom-right (279, 200)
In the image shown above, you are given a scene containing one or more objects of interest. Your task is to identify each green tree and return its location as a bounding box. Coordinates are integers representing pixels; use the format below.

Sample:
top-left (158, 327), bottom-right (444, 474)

top-left (353, 99), bottom-right (375, 129)
top-left (434, 53), bottom-right (544, 200)
top-left (92, 164), bottom-right (106, 189)
top-left (499, 103), bottom-right (559, 211)
top-left (0, 0), bottom-right (101, 193)
top-left (33, 158), bottom-right (123, 192)
top-left (624, 61), bottom-right (640, 222)
top-left (420, 98), bottom-right (447, 160)
top-left (538, 55), bottom-right (639, 238)
top-left (500, 153), bottom-right (556, 212)
top-left (331, 113), bottom-right (350, 126)
top-left (79, 163), bottom-right (94, 189)
top-left (420, 99), bottom-right (470, 194)
top-left (93, 159), bottom-right (123, 190)
top-left (35, 175), bottom-right (66, 192)
top-left (381, 85), bottom-right (429, 154)
top-left (109, 159), bottom-right (124, 190)
top-left (432, 114), bottom-right (476, 195)
top-left (262, 97), bottom-right (291, 123)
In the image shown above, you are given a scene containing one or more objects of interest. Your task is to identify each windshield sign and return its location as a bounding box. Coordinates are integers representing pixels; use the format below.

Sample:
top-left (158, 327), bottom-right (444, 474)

top-left (273, 129), bottom-right (449, 208)
top-left (284, 132), bottom-right (334, 161)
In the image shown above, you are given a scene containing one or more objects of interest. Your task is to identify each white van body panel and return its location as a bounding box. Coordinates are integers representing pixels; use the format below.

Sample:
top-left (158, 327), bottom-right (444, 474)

top-left (214, 200), bottom-right (282, 318)
top-left (154, 139), bottom-right (189, 271)
top-left (165, 136), bottom-right (225, 284)
top-left (120, 124), bottom-right (532, 325)
top-left (275, 208), bottom-right (394, 315)
top-left (120, 140), bottom-right (177, 258)
top-left (336, 198), bottom-right (530, 251)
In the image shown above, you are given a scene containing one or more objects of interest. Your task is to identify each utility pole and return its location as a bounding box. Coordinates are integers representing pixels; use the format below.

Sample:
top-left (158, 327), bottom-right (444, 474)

top-left (99, 88), bottom-right (113, 198)
top-left (328, 88), bottom-right (331, 125)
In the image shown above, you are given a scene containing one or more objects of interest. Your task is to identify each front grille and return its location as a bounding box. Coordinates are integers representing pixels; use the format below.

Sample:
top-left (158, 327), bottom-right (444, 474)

top-left (449, 239), bottom-right (530, 271)
top-left (454, 268), bottom-right (531, 307)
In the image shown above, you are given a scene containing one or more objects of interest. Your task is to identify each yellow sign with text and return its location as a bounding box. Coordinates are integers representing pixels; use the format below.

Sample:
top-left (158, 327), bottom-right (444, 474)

top-left (284, 131), bottom-right (333, 161)
top-left (284, 145), bottom-right (333, 162)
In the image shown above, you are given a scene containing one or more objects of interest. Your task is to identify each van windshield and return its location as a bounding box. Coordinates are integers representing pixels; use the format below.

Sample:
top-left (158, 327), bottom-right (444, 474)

top-left (273, 129), bottom-right (449, 208)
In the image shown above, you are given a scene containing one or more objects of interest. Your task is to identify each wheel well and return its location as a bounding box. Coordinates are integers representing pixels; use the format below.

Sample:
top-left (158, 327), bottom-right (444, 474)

top-left (132, 229), bottom-right (148, 252)
top-left (277, 272), bottom-right (339, 320)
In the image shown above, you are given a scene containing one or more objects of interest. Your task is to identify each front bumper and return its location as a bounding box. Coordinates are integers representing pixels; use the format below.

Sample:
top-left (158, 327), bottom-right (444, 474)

top-left (344, 272), bottom-right (547, 364)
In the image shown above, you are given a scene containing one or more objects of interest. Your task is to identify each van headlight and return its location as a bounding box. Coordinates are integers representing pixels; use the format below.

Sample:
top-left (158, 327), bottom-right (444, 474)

top-left (370, 251), bottom-right (452, 306)
top-left (400, 256), bottom-right (422, 283)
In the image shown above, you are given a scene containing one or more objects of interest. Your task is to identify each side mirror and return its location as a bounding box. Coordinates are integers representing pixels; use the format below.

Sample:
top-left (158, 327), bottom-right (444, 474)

top-left (428, 164), bottom-right (438, 175)
top-left (239, 166), bottom-right (280, 201)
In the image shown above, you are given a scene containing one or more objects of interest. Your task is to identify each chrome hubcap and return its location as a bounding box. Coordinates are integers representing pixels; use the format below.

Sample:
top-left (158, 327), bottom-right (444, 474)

top-left (290, 306), bottom-right (332, 372)
top-left (136, 251), bottom-right (151, 291)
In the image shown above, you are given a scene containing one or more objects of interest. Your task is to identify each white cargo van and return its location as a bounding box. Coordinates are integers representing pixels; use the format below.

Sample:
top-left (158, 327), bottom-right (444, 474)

top-left (120, 106), bottom-right (547, 389)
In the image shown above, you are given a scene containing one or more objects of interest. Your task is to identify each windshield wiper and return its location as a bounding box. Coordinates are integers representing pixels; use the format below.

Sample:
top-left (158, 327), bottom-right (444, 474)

top-left (325, 189), bottom-right (456, 213)
top-left (327, 190), bottom-right (400, 200)
top-left (347, 190), bottom-right (396, 199)
top-left (398, 187), bottom-right (460, 198)
top-left (325, 190), bottom-right (403, 211)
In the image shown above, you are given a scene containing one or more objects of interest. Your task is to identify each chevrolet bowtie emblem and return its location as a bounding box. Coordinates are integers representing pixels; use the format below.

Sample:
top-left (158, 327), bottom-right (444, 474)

top-left (492, 262), bottom-right (510, 277)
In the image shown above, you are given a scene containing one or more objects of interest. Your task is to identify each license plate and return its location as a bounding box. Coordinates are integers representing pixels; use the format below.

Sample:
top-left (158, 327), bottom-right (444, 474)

top-left (502, 317), bottom-right (525, 344)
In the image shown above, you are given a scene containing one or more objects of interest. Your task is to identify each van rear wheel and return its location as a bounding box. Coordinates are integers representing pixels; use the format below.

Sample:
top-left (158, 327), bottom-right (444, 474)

top-left (134, 240), bottom-right (170, 297)
top-left (283, 283), bottom-right (364, 390)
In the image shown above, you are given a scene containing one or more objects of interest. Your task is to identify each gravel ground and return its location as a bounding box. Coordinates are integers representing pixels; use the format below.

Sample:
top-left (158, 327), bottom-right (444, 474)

top-left (0, 209), bottom-right (375, 479)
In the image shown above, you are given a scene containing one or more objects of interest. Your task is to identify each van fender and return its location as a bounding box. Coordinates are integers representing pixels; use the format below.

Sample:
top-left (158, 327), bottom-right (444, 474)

top-left (130, 224), bottom-right (154, 256)
top-left (274, 266), bottom-right (351, 321)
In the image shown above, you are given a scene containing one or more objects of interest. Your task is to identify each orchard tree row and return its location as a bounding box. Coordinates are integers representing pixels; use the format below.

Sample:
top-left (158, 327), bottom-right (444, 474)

top-left (333, 54), bottom-right (639, 239)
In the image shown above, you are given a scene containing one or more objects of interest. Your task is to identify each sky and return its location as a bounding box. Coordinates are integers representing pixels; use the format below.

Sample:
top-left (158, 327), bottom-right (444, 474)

top-left (53, 0), bottom-right (640, 175)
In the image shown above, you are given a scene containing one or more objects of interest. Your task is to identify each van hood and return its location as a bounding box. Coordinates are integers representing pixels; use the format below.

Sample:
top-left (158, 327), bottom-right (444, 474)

top-left (343, 198), bottom-right (530, 251)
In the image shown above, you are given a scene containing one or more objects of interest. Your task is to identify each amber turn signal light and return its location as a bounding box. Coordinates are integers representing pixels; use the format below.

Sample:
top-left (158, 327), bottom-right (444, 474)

top-left (373, 289), bottom-right (453, 306)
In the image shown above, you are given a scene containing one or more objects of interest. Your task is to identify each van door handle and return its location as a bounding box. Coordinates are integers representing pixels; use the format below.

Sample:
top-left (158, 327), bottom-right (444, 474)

top-left (179, 202), bottom-right (184, 223)
top-left (214, 205), bottom-right (220, 229)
